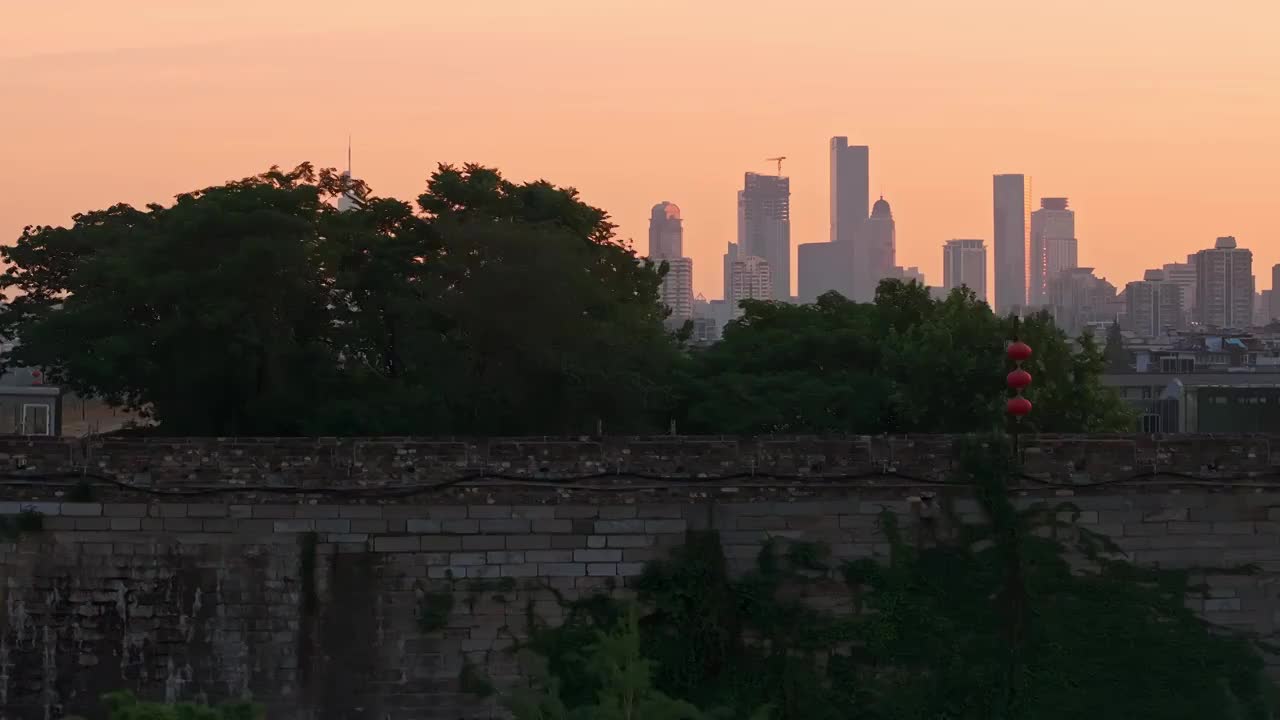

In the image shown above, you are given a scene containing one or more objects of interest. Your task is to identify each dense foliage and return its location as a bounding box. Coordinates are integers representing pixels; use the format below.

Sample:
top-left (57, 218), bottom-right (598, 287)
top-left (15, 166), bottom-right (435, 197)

top-left (512, 439), bottom-right (1276, 720)
top-left (2, 164), bottom-right (1129, 435)
top-left (677, 286), bottom-right (1131, 434)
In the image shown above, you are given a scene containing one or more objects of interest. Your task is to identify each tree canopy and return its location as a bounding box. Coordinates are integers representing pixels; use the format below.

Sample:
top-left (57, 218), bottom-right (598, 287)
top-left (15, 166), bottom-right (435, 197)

top-left (2, 165), bottom-right (1130, 435)
top-left (675, 282), bottom-right (1132, 434)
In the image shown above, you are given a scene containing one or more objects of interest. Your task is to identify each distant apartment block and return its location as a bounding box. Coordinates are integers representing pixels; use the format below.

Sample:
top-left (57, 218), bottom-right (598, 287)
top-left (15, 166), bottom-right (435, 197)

top-left (730, 255), bottom-right (773, 317)
top-left (1125, 269), bottom-right (1185, 339)
top-left (1193, 236), bottom-right (1253, 329)
top-left (943, 239), bottom-right (987, 301)
top-left (658, 257), bottom-right (694, 327)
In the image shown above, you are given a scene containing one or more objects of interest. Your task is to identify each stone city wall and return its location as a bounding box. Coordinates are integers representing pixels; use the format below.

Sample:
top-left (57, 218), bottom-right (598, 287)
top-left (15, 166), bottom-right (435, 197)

top-left (2, 435), bottom-right (1280, 720)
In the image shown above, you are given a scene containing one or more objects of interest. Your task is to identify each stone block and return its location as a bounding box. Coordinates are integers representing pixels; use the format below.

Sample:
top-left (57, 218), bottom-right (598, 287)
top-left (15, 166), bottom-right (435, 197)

top-left (587, 563), bottom-right (618, 577)
top-left (339, 506), bottom-right (385, 519)
top-left (486, 551), bottom-right (525, 564)
top-left (292, 505), bottom-right (340, 519)
top-left (617, 563), bottom-right (645, 577)
top-left (462, 535), bottom-right (506, 550)
top-left (274, 519), bottom-right (315, 533)
top-left (74, 518), bottom-right (109, 530)
top-left (185, 504), bottom-right (230, 518)
top-left (110, 518), bottom-right (141, 531)
top-left (526, 550), bottom-right (574, 563)
top-left (201, 519), bottom-right (235, 533)
top-left (1142, 507), bottom-right (1189, 523)
top-left (421, 536), bottom-right (463, 551)
top-left (467, 565), bottom-right (502, 579)
top-left (314, 519), bottom-right (351, 533)
top-left (164, 518), bottom-right (203, 532)
top-left (595, 519), bottom-right (644, 533)
top-left (505, 535), bottom-right (551, 550)
top-left (103, 503), bottom-right (148, 518)
top-left (501, 563), bottom-right (539, 577)
top-left (479, 519), bottom-right (530, 534)
top-left (738, 516), bottom-right (787, 530)
top-left (449, 552), bottom-right (486, 566)
top-left (62, 503), bottom-right (103, 517)
top-left (599, 506), bottom-right (637, 519)
top-left (511, 505), bottom-right (557, 519)
top-left (574, 549), bottom-right (622, 563)
top-left (1213, 522), bottom-right (1257, 535)
top-left (442, 520), bottom-right (479, 534)
top-left (555, 506), bottom-right (599, 519)
top-left (1167, 522), bottom-right (1213, 534)
top-left (251, 505), bottom-right (294, 519)
top-left (1204, 598), bottom-right (1243, 612)
top-left (469, 505), bottom-right (513, 519)
top-left (532, 519), bottom-right (572, 534)
top-left (552, 535), bottom-right (589, 549)
top-left (637, 504), bottom-right (683, 519)
top-left (607, 535), bottom-right (652, 548)
top-left (539, 563), bottom-right (586, 577)
top-left (646, 519), bottom-right (687, 534)
top-left (350, 519), bottom-right (389, 534)
top-left (374, 537), bottom-right (421, 553)
top-left (407, 519), bottom-right (442, 534)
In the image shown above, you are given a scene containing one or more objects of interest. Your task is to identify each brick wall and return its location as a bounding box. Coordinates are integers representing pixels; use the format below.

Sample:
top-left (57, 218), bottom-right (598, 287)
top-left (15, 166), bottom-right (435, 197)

top-left (2, 434), bottom-right (1280, 720)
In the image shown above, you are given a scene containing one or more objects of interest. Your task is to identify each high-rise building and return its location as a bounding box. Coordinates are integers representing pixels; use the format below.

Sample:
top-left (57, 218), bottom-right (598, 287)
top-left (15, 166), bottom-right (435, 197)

top-left (1047, 268), bottom-right (1118, 336)
top-left (1125, 269), bottom-right (1185, 339)
top-left (1193, 236), bottom-right (1253, 329)
top-left (739, 172), bottom-right (791, 301)
top-left (1255, 290), bottom-right (1273, 328)
top-left (943, 239), bottom-right (987, 300)
top-left (723, 242), bottom-right (740, 301)
top-left (1161, 257), bottom-right (1197, 314)
top-left (648, 202), bottom-right (683, 259)
top-left (1029, 198), bottom-right (1078, 306)
top-left (658, 257), bottom-right (694, 327)
top-left (797, 241), bottom-right (854, 303)
top-left (858, 197), bottom-right (897, 301)
top-left (730, 256), bottom-right (773, 317)
top-left (1271, 264), bottom-right (1280, 323)
top-left (830, 137), bottom-right (870, 245)
top-left (993, 174), bottom-right (1029, 313)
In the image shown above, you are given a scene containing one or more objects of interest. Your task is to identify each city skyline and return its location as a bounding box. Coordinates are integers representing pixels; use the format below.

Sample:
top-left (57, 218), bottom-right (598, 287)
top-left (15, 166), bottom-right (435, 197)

top-left (6, 1), bottom-right (1280, 299)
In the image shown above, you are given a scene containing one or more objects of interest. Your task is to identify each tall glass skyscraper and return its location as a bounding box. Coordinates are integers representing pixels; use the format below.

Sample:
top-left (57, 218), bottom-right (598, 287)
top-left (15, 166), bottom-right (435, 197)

top-left (993, 174), bottom-right (1028, 313)
top-left (739, 172), bottom-right (791, 301)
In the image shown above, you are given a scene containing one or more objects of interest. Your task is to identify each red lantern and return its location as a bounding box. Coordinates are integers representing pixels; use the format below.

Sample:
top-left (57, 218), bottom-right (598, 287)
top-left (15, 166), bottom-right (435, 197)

top-left (1007, 341), bottom-right (1032, 363)
top-left (1007, 396), bottom-right (1032, 417)
top-left (1006, 368), bottom-right (1032, 390)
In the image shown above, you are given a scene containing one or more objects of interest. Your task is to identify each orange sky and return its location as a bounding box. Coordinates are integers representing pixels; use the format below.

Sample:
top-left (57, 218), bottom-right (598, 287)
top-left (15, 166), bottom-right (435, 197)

top-left (4, 0), bottom-right (1280, 298)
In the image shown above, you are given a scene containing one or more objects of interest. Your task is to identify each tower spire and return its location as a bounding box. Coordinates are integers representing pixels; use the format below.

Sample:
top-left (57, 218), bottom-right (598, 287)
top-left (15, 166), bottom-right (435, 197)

top-left (347, 134), bottom-right (352, 175)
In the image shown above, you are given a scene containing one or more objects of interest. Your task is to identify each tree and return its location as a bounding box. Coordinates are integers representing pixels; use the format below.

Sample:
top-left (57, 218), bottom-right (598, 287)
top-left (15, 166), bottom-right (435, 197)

top-left (1103, 320), bottom-right (1130, 372)
top-left (2, 163), bottom-right (681, 435)
top-left (674, 280), bottom-right (1131, 434)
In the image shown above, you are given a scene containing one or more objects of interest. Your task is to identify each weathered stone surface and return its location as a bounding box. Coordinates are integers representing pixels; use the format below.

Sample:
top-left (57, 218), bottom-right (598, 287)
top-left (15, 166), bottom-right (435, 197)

top-left (2, 433), bottom-right (1280, 720)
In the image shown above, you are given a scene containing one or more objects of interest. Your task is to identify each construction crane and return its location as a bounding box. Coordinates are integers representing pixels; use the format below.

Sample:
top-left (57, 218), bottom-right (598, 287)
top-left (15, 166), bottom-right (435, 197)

top-left (765, 156), bottom-right (786, 175)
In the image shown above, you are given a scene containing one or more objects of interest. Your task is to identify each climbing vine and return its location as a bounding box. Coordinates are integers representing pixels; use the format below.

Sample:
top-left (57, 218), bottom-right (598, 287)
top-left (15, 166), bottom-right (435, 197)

top-left (512, 436), bottom-right (1278, 720)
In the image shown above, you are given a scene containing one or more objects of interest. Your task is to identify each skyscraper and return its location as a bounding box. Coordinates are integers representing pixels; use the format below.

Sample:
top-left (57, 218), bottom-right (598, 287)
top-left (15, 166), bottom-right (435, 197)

top-left (739, 172), bottom-right (791, 301)
top-left (1047, 268), bottom-right (1118, 337)
top-left (858, 196), bottom-right (896, 301)
top-left (943, 239), bottom-right (987, 300)
top-left (1125, 270), bottom-right (1185, 339)
top-left (648, 202), bottom-right (683, 259)
top-left (338, 141), bottom-right (359, 212)
top-left (1161, 257), bottom-right (1197, 315)
top-left (1029, 197), bottom-right (1077, 306)
top-left (1193, 236), bottom-right (1254, 329)
top-left (797, 241), bottom-right (853, 303)
top-left (993, 174), bottom-right (1028, 313)
top-left (658, 257), bottom-right (694, 327)
top-left (830, 137), bottom-right (869, 245)
top-left (1271, 263), bottom-right (1280, 323)
top-left (730, 256), bottom-right (773, 317)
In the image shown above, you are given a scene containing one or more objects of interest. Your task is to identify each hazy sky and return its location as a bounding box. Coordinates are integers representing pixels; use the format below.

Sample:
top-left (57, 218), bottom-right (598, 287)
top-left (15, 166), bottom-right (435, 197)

top-left (4, 0), bottom-right (1280, 297)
